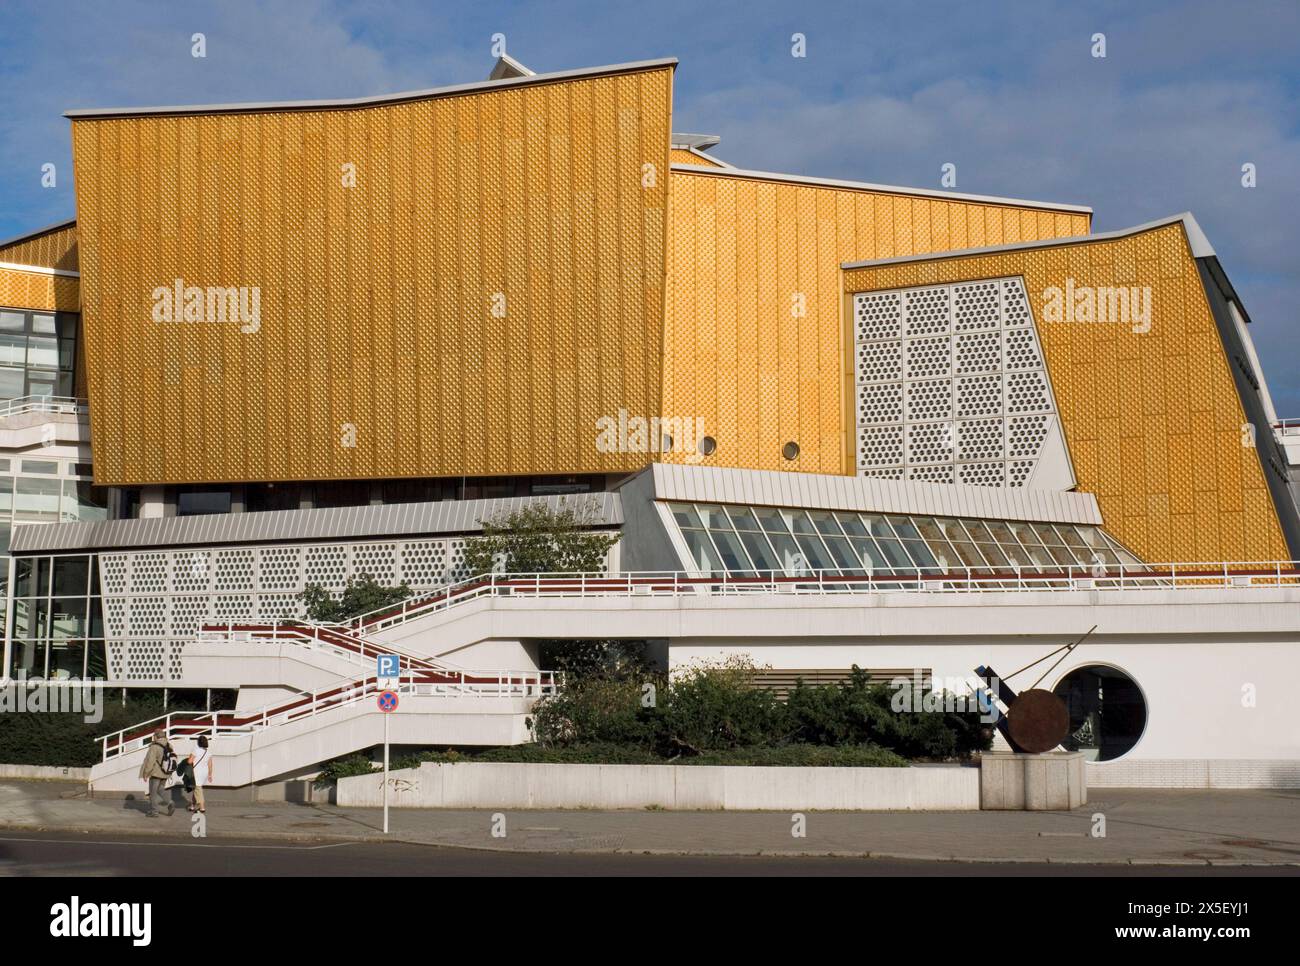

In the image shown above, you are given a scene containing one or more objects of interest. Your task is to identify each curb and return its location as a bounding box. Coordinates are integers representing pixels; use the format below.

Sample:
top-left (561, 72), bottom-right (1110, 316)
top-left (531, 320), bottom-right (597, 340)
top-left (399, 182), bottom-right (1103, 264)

top-left (3, 821), bottom-right (1298, 866)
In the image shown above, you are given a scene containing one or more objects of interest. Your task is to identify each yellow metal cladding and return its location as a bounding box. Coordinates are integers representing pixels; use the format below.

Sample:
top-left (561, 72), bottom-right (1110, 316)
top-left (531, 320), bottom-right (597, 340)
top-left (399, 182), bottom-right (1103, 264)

top-left (0, 222), bottom-right (79, 272)
top-left (71, 64), bottom-right (673, 487)
top-left (842, 221), bottom-right (1289, 563)
top-left (664, 168), bottom-right (1089, 475)
top-left (669, 148), bottom-right (724, 167)
top-left (0, 264), bottom-right (79, 312)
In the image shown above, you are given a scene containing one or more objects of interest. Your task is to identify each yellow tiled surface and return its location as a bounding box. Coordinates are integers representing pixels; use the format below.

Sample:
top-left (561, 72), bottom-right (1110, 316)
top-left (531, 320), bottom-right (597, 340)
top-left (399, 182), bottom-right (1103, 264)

top-left (669, 148), bottom-right (724, 167)
top-left (665, 169), bottom-right (1089, 474)
top-left (71, 64), bottom-right (673, 486)
top-left (842, 221), bottom-right (1288, 563)
top-left (0, 222), bottom-right (79, 272)
top-left (0, 265), bottom-right (79, 312)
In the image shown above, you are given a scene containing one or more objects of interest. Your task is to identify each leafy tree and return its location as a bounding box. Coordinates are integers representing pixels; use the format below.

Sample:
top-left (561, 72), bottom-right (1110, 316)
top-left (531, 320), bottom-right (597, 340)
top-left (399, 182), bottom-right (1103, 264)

top-left (297, 573), bottom-right (412, 623)
top-left (462, 498), bottom-right (620, 576)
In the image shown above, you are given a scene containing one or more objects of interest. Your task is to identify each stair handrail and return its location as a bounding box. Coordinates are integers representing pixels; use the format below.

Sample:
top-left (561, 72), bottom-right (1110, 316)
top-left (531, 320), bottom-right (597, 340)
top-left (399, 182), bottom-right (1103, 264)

top-left (97, 664), bottom-right (559, 763)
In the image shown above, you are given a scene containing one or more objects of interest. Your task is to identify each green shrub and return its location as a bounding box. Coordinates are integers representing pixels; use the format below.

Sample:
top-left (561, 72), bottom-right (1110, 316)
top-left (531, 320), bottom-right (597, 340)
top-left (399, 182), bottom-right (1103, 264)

top-left (531, 674), bottom-right (663, 749)
top-left (0, 689), bottom-right (230, 768)
top-left (313, 753), bottom-right (378, 786)
top-left (298, 574), bottom-right (412, 623)
top-left (658, 657), bottom-right (790, 754)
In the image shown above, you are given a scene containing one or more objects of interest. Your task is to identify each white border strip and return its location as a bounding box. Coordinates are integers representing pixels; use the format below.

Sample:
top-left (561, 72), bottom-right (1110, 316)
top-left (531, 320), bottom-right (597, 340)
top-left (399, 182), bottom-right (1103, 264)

top-left (0, 260), bottom-right (79, 279)
top-left (671, 164), bottom-right (1092, 215)
top-left (842, 213), bottom-right (1212, 270)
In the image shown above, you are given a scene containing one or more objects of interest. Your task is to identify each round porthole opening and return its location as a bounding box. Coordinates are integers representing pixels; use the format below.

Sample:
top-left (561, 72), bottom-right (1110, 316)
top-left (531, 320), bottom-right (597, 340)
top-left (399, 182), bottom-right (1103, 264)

top-left (697, 436), bottom-right (717, 457)
top-left (781, 441), bottom-right (800, 461)
top-left (1052, 664), bottom-right (1147, 762)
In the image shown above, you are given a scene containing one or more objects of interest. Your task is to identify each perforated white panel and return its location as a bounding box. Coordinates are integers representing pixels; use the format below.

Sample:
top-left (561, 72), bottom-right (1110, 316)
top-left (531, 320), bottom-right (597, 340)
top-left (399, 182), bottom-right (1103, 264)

top-left (95, 531), bottom-right (617, 683)
top-left (97, 535), bottom-right (474, 682)
top-left (853, 277), bottom-right (1066, 488)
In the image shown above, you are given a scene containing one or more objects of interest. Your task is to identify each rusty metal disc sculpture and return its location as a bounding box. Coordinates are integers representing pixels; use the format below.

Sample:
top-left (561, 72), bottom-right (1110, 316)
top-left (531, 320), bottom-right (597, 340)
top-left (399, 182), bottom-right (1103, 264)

top-left (1005, 688), bottom-right (1070, 754)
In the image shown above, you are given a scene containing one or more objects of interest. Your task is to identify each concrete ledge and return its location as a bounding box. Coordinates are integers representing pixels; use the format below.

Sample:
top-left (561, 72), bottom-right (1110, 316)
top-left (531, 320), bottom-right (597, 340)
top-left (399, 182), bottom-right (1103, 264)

top-left (0, 764), bottom-right (91, 782)
top-left (337, 761), bottom-right (980, 811)
top-left (1087, 758), bottom-right (1300, 789)
top-left (980, 752), bottom-right (1087, 810)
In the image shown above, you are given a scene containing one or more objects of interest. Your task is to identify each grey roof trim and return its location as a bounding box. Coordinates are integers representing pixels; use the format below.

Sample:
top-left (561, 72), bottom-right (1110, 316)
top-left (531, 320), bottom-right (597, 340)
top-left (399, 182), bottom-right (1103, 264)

top-left (488, 54), bottom-right (536, 80)
top-left (671, 165), bottom-right (1093, 215)
top-left (638, 463), bottom-right (1103, 525)
top-left (842, 212), bottom-right (1211, 270)
top-left (65, 58), bottom-right (678, 119)
top-left (8, 492), bottom-right (623, 554)
top-left (0, 218), bottom-right (76, 251)
top-left (673, 145), bottom-right (734, 169)
top-left (670, 132), bottom-right (721, 151)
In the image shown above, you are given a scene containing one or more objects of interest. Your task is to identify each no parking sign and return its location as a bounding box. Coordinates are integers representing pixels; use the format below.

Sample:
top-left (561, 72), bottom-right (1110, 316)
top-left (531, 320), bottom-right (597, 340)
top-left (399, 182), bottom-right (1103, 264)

top-left (377, 690), bottom-right (399, 713)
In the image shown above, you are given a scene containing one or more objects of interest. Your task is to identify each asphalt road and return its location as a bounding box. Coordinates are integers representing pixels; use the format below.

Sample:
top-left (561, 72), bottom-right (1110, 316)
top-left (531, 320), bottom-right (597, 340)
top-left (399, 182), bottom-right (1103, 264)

top-left (2, 830), bottom-right (1297, 877)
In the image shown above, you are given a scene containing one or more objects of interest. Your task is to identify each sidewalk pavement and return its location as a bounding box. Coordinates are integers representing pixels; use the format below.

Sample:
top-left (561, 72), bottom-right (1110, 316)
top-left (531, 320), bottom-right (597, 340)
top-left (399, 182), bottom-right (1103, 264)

top-left (1, 779), bottom-right (1298, 866)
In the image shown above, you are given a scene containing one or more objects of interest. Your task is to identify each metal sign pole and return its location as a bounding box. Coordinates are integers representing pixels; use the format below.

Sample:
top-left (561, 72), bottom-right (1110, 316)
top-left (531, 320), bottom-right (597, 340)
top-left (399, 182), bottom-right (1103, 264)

top-left (383, 710), bottom-right (390, 834)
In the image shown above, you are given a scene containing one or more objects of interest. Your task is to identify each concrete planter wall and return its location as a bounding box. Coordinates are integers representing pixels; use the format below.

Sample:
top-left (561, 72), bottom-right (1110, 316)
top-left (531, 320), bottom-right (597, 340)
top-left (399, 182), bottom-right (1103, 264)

top-left (0, 764), bottom-right (91, 781)
top-left (337, 761), bottom-right (980, 811)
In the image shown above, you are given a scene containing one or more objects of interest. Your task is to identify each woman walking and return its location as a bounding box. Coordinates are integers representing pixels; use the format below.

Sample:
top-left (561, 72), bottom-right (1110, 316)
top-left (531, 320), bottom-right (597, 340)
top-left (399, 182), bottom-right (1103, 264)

top-left (186, 735), bottom-right (212, 813)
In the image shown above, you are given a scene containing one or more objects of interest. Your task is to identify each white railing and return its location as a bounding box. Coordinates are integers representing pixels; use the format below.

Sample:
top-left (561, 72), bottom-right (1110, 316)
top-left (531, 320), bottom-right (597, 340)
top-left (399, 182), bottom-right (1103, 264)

top-left (1275, 419), bottom-right (1300, 438)
top-left (0, 394), bottom-right (87, 418)
top-left (336, 560), bottom-right (1300, 632)
top-left (98, 666), bottom-right (559, 763)
top-left (196, 619), bottom-right (453, 674)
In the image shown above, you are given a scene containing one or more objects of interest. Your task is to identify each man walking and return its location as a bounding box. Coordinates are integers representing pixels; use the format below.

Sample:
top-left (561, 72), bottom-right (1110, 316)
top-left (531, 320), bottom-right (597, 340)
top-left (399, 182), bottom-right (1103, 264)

top-left (139, 729), bottom-right (175, 817)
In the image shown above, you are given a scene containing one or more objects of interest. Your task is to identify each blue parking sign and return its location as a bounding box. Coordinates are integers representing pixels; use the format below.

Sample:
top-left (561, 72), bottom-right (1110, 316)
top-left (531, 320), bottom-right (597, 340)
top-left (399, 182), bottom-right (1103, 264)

top-left (376, 654), bottom-right (400, 679)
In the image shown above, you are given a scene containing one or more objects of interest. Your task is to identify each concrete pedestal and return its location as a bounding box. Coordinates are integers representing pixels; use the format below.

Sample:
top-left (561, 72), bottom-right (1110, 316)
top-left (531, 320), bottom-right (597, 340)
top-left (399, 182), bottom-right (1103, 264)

top-left (979, 751), bottom-right (1087, 810)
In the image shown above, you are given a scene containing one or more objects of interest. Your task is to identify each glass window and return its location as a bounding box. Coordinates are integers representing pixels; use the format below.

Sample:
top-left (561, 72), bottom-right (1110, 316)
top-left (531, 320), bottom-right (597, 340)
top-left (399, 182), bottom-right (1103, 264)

top-left (695, 504), bottom-right (729, 530)
top-left (30, 313), bottom-right (56, 334)
top-left (52, 556), bottom-right (90, 597)
top-left (0, 311), bottom-right (25, 331)
top-left (681, 528), bottom-right (723, 574)
top-left (755, 508), bottom-right (793, 535)
top-left (902, 539), bottom-right (939, 570)
top-left (25, 335), bottom-right (58, 368)
top-left (866, 514), bottom-right (899, 539)
top-left (837, 514), bottom-right (869, 539)
top-left (725, 507), bottom-right (763, 532)
top-left (1054, 665), bottom-right (1147, 761)
top-left (177, 489), bottom-right (233, 516)
top-left (21, 460), bottom-right (58, 475)
top-left (735, 527), bottom-right (780, 572)
top-left (670, 503), bottom-right (703, 530)
top-left (14, 477), bottom-right (60, 520)
top-left (849, 538), bottom-right (888, 570)
top-left (709, 528), bottom-right (754, 575)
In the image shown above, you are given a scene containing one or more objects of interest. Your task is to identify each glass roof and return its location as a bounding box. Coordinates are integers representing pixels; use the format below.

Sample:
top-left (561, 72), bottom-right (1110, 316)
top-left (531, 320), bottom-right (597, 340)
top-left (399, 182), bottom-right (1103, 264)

top-left (666, 502), bottom-right (1142, 577)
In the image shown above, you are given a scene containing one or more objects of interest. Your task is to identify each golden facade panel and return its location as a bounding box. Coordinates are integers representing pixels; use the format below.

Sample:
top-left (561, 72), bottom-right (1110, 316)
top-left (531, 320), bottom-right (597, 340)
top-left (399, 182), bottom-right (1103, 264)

top-left (664, 168), bottom-right (1090, 475)
top-left (841, 221), bottom-right (1290, 563)
top-left (0, 264), bottom-right (79, 313)
top-left (0, 221), bottom-right (79, 272)
top-left (71, 63), bottom-right (674, 486)
top-left (669, 148), bottom-right (724, 167)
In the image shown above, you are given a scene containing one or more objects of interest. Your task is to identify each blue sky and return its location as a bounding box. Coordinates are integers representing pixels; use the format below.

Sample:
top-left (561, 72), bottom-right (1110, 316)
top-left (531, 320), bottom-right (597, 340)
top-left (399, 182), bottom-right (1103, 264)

top-left (3, 0), bottom-right (1298, 412)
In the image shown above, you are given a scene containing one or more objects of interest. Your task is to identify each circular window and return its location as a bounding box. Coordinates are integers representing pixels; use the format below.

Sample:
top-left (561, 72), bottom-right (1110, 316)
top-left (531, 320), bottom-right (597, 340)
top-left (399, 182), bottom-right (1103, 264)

top-left (697, 436), bottom-right (717, 457)
top-left (782, 441), bottom-right (800, 461)
top-left (1052, 664), bottom-right (1147, 762)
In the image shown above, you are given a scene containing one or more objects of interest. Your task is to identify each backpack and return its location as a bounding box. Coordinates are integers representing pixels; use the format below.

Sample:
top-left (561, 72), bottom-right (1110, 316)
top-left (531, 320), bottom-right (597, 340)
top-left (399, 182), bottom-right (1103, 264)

top-left (160, 745), bottom-right (177, 775)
